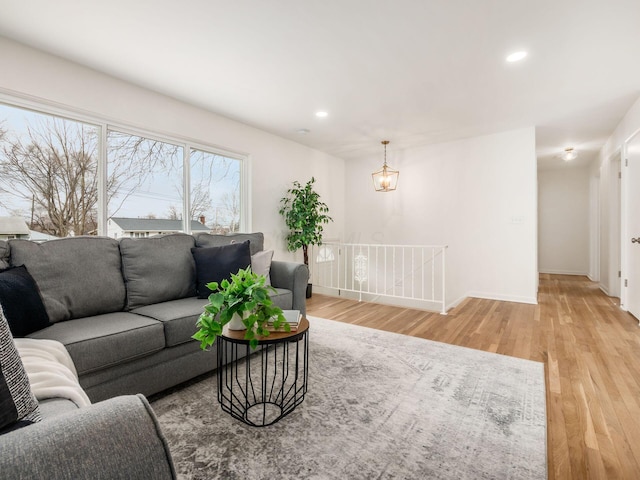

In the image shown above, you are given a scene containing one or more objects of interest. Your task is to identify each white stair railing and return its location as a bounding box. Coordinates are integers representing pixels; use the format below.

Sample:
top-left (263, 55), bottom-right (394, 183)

top-left (311, 243), bottom-right (448, 314)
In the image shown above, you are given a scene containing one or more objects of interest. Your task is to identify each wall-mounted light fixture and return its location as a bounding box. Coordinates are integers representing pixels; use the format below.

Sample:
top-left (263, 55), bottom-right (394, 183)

top-left (372, 140), bottom-right (399, 192)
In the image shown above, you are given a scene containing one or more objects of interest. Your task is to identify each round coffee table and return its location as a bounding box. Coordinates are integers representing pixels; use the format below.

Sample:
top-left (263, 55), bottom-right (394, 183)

top-left (216, 317), bottom-right (309, 427)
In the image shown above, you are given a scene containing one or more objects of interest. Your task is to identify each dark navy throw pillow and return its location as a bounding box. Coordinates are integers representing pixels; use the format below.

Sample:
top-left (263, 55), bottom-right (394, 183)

top-left (0, 265), bottom-right (51, 337)
top-left (192, 241), bottom-right (252, 299)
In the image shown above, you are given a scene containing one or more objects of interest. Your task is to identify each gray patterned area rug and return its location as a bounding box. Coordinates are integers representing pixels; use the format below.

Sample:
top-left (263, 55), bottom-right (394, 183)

top-left (151, 316), bottom-right (547, 480)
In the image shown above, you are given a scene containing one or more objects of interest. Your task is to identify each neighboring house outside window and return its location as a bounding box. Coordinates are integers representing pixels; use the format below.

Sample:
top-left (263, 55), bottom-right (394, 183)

top-left (107, 217), bottom-right (211, 239)
top-left (0, 216), bottom-right (31, 240)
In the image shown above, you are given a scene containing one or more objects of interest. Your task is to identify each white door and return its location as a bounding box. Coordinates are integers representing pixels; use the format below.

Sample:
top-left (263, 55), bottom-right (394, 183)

top-left (626, 133), bottom-right (640, 320)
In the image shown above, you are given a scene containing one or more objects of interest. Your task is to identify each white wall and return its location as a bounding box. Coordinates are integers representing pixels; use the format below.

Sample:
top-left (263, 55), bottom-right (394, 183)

top-left (0, 36), bottom-right (541, 308)
top-left (0, 37), bottom-right (345, 262)
top-left (344, 127), bottom-right (538, 307)
top-left (538, 167), bottom-right (590, 275)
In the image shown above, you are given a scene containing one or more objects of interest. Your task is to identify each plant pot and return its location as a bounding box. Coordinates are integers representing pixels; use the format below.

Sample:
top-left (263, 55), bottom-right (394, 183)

top-left (227, 312), bottom-right (246, 330)
top-left (306, 283), bottom-right (313, 299)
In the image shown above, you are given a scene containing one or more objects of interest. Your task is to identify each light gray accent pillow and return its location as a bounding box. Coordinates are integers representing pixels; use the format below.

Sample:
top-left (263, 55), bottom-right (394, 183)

top-left (9, 237), bottom-right (126, 323)
top-left (251, 249), bottom-right (273, 285)
top-left (120, 234), bottom-right (196, 310)
top-left (194, 232), bottom-right (264, 255)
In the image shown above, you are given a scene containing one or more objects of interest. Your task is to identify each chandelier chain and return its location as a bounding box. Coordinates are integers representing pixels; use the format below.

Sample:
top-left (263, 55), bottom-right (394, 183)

top-left (382, 140), bottom-right (389, 166)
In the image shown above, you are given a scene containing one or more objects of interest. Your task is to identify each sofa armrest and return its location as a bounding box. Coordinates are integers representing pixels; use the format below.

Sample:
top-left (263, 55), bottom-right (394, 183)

top-left (270, 260), bottom-right (309, 314)
top-left (0, 394), bottom-right (176, 480)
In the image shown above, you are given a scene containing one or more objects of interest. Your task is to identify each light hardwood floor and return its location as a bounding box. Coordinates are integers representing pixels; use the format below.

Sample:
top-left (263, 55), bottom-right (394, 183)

top-left (306, 274), bottom-right (640, 480)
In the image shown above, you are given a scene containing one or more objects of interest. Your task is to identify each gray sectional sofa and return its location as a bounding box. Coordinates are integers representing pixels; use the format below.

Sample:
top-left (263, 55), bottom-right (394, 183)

top-left (0, 231), bottom-right (308, 479)
top-left (2, 231), bottom-right (308, 402)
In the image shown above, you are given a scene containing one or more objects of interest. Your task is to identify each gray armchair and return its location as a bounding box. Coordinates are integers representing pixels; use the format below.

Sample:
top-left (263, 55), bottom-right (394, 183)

top-left (0, 394), bottom-right (176, 480)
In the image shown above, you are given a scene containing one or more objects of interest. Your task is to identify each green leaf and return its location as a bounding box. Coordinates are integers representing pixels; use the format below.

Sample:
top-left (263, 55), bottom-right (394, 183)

top-left (192, 330), bottom-right (206, 340)
top-left (220, 309), bottom-right (233, 323)
top-left (208, 293), bottom-right (224, 309)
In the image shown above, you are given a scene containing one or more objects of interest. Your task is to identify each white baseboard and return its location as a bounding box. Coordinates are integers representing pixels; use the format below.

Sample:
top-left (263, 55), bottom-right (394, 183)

top-left (539, 269), bottom-right (589, 276)
top-left (466, 291), bottom-right (538, 305)
top-left (313, 286), bottom-right (538, 312)
top-left (446, 295), bottom-right (468, 312)
top-left (311, 286), bottom-right (446, 313)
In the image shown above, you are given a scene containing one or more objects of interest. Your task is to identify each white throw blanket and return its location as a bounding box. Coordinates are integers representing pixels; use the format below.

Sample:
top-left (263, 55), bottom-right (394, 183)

top-left (14, 338), bottom-right (91, 408)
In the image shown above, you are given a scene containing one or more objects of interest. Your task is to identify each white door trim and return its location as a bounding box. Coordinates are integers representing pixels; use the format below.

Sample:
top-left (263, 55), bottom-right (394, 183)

top-left (620, 127), bottom-right (640, 312)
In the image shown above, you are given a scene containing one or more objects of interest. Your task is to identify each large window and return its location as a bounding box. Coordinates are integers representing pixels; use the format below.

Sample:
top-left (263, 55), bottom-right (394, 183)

top-left (107, 131), bottom-right (184, 220)
top-left (0, 104), bottom-right (99, 237)
top-left (0, 101), bottom-right (246, 240)
top-left (190, 149), bottom-right (241, 234)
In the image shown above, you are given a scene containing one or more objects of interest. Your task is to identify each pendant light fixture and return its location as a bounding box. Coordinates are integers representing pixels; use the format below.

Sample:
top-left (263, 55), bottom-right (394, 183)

top-left (371, 140), bottom-right (399, 192)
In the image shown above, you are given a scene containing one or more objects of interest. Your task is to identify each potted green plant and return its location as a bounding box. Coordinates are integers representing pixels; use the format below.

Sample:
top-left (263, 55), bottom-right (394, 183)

top-left (192, 267), bottom-right (288, 350)
top-left (279, 177), bottom-right (333, 297)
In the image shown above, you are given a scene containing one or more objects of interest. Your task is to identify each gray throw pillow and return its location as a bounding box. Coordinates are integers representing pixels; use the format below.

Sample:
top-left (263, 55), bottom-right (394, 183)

top-left (0, 306), bottom-right (41, 433)
top-left (120, 234), bottom-right (197, 310)
top-left (0, 241), bottom-right (8, 270)
top-left (9, 237), bottom-right (126, 323)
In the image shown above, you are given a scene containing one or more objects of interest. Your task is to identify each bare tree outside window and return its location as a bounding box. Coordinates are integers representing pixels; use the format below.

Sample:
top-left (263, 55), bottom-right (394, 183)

top-left (107, 131), bottom-right (183, 221)
top-left (220, 191), bottom-right (240, 233)
top-left (0, 114), bottom-right (99, 237)
top-left (0, 104), bottom-right (245, 239)
top-left (191, 149), bottom-right (240, 234)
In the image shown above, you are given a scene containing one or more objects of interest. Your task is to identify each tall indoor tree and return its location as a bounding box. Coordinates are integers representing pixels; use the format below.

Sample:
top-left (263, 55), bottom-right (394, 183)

top-left (279, 177), bottom-right (332, 296)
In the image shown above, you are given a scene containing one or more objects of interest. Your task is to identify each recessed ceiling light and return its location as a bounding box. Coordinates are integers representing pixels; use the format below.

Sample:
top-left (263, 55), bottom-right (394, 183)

top-left (506, 51), bottom-right (527, 62)
top-left (315, 111), bottom-right (328, 118)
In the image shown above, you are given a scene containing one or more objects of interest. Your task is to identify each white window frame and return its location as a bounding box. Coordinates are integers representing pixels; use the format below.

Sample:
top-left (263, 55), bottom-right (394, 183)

top-left (0, 91), bottom-right (251, 235)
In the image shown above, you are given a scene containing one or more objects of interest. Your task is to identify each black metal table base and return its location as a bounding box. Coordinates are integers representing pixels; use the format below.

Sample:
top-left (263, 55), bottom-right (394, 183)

top-left (216, 329), bottom-right (309, 427)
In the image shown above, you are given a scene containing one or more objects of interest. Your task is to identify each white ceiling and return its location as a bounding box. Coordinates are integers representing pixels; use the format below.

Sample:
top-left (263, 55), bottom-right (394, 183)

top-left (1, 0), bottom-right (639, 169)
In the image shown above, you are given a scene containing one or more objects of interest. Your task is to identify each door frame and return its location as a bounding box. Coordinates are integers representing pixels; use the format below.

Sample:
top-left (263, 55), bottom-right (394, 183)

top-left (610, 151), bottom-right (622, 299)
top-left (620, 127), bottom-right (640, 311)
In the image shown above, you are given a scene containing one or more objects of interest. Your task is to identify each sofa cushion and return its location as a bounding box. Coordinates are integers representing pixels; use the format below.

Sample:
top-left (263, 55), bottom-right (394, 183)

top-left (192, 241), bottom-right (252, 299)
top-left (0, 266), bottom-right (51, 337)
top-left (194, 232), bottom-right (264, 255)
top-left (28, 313), bottom-right (165, 376)
top-left (8, 238), bottom-right (126, 323)
top-left (0, 306), bottom-right (41, 433)
top-left (132, 297), bottom-right (208, 347)
top-left (120, 234), bottom-right (197, 310)
top-left (0, 241), bottom-right (8, 270)
top-left (132, 288), bottom-right (293, 347)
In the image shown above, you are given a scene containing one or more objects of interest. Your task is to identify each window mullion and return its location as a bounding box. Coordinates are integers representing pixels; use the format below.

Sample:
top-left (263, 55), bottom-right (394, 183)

top-left (97, 123), bottom-right (108, 236)
top-left (183, 145), bottom-right (191, 233)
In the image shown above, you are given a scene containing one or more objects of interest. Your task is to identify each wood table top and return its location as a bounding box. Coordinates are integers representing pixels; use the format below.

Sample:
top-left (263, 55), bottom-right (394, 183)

top-left (221, 316), bottom-right (309, 344)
